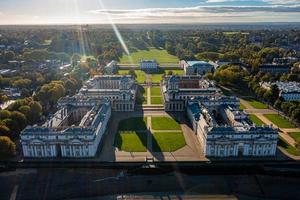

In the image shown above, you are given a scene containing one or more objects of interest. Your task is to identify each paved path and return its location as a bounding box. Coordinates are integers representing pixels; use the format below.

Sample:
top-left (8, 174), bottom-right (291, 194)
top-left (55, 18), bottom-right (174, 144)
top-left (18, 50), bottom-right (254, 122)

top-left (147, 86), bottom-right (151, 105)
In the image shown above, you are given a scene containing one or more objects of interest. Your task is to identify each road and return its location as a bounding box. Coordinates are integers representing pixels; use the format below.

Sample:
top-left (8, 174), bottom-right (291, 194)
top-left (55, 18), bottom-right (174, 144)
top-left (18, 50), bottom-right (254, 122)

top-left (1, 168), bottom-right (300, 200)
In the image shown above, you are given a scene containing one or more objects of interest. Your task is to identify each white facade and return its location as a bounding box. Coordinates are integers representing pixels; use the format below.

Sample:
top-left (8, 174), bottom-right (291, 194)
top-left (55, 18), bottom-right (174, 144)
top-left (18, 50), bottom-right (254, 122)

top-left (20, 99), bottom-right (111, 158)
top-left (182, 60), bottom-right (214, 75)
top-left (187, 96), bottom-right (278, 157)
top-left (261, 81), bottom-right (300, 101)
top-left (140, 59), bottom-right (158, 71)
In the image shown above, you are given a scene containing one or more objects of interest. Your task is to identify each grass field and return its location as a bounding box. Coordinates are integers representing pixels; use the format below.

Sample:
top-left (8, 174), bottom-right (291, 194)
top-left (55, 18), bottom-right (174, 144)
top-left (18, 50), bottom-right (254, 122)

top-left (151, 97), bottom-right (163, 105)
top-left (114, 131), bottom-right (147, 152)
top-left (118, 70), bottom-right (147, 83)
top-left (249, 114), bottom-right (265, 126)
top-left (264, 114), bottom-right (295, 128)
top-left (152, 117), bottom-right (181, 130)
top-left (165, 70), bottom-right (184, 75)
top-left (151, 87), bottom-right (161, 96)
top-left (152, 132), bottom-right (186, 152)
top-left (278, 137), bottom-right (300, 156)
top-left (289, 132), bottom-right (300, 143)
top-left (118, 117), bottom-right (147, 131)
top-left (244, 98), bottom-right (268, 109)
top-left (120, 47), bottom-right (179, 64)
top-left (240, 103), bottom-right (246, 110)
top-left (151, 74), bottom-right (164, 83)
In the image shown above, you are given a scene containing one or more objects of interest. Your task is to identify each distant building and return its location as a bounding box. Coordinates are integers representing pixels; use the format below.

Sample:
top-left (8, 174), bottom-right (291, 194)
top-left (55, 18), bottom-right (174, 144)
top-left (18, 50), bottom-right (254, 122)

top-left (181, 60), bottom-right (214, 75)
top-left (140, 59), bottom-right (158, 71)
top-left (104, 60), bottom-right (118, 74)
top-left (258, 64), bottom-right (290, 74)
top-left (273, 57), bottom-right (299, 65)
top-left (261, 81), bottom-right (300, 101)
top-left (187, 96), bottom-right (278, 157)
top-left (162, 75), bottom-right (221, 111)
top-left (78, 75), bottom-right (137, 111)
top-left (20, 99), bottom-right (111, 158)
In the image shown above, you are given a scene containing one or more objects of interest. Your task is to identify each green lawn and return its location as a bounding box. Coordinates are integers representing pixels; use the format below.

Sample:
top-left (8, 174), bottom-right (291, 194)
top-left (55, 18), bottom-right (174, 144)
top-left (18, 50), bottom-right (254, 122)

top-left (244, 98), bottom-right (268, 109)
top-left (278, 137), bottom-right (300, 156)
top-left (151, 87), bottom-right (161, 96)
top-left (240, 103), bottom-right (246, 110)
top-left (289, 132), bottom-right (300, 143)
top-left (120, 47), bottom-right (179, 64)
top-left (165, 70), bottom-right (184, 75)
top-left (151, 97), bottom-right (163, 105)
top-left (151, 74), bottom-right (164, 83)
top-left (118, 70), bottom-right (146, 83)
top-left (152, 132), bottom-right (186, 152)
top-left (264, 114), bottom-right (295, 128)
top-left (114, 131), bottom-right (147, 152)
top-left (249, 114), bottom-right (265, 126)
top-left (118, 117), bottom-right (147, 131)
top-left (152, 117), bottom-right (181, 130)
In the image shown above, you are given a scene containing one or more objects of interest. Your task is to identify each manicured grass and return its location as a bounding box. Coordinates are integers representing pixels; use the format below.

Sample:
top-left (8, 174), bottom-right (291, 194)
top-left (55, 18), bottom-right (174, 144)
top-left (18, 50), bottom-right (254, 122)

top-left (152, 117), bottom-right (181, 130)
top-left (151, 97), bottom-right (163, 105)
top-left (151, 87), bottom-right (161, 96)
top-left (152, 132), bottom-right (186, 152)
top-left (289, 132), bottom-right (300, 143)
top-left (118, 117), bottom-right (147, 131)
top-left (240, 103), bottom-right (246, 110)
top-left (118, 70), bottom-right (146, 83)
top-left (165, 70), bottom-right (184, 75)
top-left (249, 114), bottom-right (265, 126)
top-left (264, 114), bottom-right (295, 128)
top-left (244, 97), bottom-right (268, 109)
top-left (114, 131), bottom-right (147, 152)
top-left (151, 74), bottom-right (164, 83)
top-left (278, 137), bottom-right (300, 156)
top-left (120, 47), bottom-right (179, 64)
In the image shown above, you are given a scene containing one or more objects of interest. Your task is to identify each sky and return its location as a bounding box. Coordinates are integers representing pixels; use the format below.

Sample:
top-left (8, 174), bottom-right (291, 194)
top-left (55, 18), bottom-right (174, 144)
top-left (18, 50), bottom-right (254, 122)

top-left (0, 0), bottom-right (299, 24)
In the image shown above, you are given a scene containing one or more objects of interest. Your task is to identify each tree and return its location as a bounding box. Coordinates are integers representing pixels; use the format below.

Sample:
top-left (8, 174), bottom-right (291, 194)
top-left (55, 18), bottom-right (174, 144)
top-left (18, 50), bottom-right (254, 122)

top-left (0, 136), bottom-right (16, 158)
top-left (128, 69), bottom-right (137, 79)
top-left (291, 109), bottom-right (300, 123)
top-left (0, 124), bottom-right (10, 137)
top-left (4, 51), bottom-right (15, 61)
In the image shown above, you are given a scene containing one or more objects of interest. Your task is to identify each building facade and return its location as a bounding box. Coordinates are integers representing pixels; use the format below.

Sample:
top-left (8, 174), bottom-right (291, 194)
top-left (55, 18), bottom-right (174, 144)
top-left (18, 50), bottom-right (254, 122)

top-left (261, 81), bottom-right (300, 101)
top-left (140, 59), bottom-right (158, 71)
top-left (162, 75), bottom-right (221, 111)
top-left (181, 60), bottom-right (214, 75)
top-left (20, 99), bottom-right (111, 158)
top-left (258, 64), bottom-right (290, 74)
top-left (187, 96), bottom-right (278, 157)
top-left (79, 75), bottom-right (137, 111)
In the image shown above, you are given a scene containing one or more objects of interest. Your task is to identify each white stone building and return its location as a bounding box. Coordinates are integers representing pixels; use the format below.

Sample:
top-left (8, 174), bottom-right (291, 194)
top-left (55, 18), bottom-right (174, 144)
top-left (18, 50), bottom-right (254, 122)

top-left (162, 75), bottom-right (221, 111)
top-left (140, 59), bottom-right (158, 71)
top-left (187, 96), bottom-right (278, 157)
top-left (20, 99), bottom-right (111, 158)
top-left (261, 81), bottom-right (300, 101)
top-left (79, 75), bottom-right (137, 111)
top-left (181, 60), bottom-right (214, 75)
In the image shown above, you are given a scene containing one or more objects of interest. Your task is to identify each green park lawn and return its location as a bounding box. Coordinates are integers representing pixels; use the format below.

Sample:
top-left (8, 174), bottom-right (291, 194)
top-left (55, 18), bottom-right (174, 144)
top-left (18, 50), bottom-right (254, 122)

top-left (289, 132), bottom-right (300, 143)
top-left (152, 132), bottom-right (186, 152)
top-left (249, 114), bottom-right (265, 126)
top-left (244, 98), bottom-right (268, 109)
top-left (278, 137), bottom-right (300, 156)
top-left (240, 103), bottom-right (246, 110)
top-left (151, 97), bottom-right (163, 105)
top-left (151, 87), bottom-right (161, 96)
top-left (151, 74), bottom-right (164, 83)
top-left (114, 131), bottom-right (147, 152)
top-left (165, 70), bottom-right (184, 75)
top-left (151, 117), bottom-right (181, 130)
top-left (264, 114), bottom-right (295, 128)
top-left (120, 47), bottom-right (179, 64)
top-left (118, 70), bottom-right (146, 83)
top-left (118, 117), bottom-right (147, 131)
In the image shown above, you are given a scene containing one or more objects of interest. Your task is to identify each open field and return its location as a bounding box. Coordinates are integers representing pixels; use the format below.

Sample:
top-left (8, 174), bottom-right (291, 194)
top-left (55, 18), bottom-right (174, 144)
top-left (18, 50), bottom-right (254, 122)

top-left (240, 103), bottom-right (246, 110)
top-left (152, 132), bottom-right (186, 152)
top-left (165, 70), bottom-right (184, 75)
top-left (152, 117), bottom-right (181, 130)
top-left (245, 98), bottom-right (268, 109)
top-left (278, 137), bottom-right (300, 156)
top-left (249, 114), bottom-right (265, 126)
top-left (151, 74), bottom-right (164, 83)
top-left (118, 70), bottom-right (146, 83)
top-left (264, 114), bottom-right (295, 128)
top-left (151, 97), bottom-right (163, 105)
top-left (151, 87), bottom-right (161, 96)
top-left (120, 47), bottom-right (179, 64)
top-left (289, 132), bottom-right (300, 143)
top-left (114, 131), bottom-right (147, 152)
top-left (118, 117), bottom-right (147, 131)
